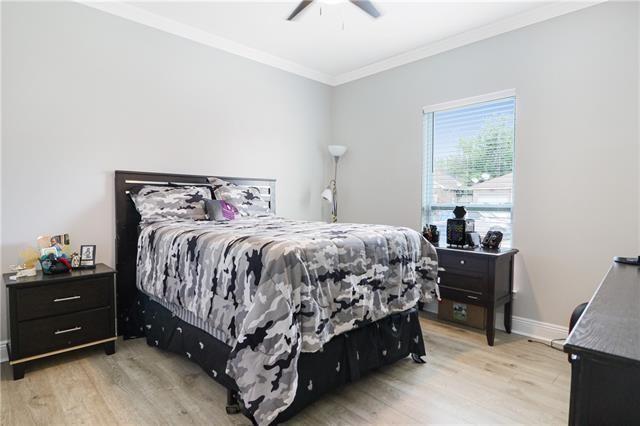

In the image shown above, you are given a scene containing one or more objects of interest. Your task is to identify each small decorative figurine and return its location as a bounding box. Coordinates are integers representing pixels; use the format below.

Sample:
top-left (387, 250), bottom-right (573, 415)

top-left (422, 225), bottom-right (440, 246)
top-left (71, 252), bottom-right (81, 268)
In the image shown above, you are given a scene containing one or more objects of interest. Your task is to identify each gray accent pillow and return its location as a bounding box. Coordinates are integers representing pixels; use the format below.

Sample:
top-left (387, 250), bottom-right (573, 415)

top-left (208, 177), bottom-right (270, 217)
top-left (130, 185), bottom-right (211, 223)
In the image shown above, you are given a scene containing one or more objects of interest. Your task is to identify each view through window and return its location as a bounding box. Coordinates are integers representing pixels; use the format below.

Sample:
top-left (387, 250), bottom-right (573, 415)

top-left (423, 94), bottom-right (515, 247)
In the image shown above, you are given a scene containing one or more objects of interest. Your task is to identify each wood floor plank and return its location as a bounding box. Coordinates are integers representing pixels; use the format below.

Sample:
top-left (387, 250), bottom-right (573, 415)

top-left (1, 314), bottom-right (570, 425)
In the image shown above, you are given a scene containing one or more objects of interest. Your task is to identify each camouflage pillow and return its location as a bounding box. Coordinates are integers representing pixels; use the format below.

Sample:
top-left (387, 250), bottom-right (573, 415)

top-left (130, 185), bottom-right (211, 223)
top-left (207, 177), bottom-right (270, 217)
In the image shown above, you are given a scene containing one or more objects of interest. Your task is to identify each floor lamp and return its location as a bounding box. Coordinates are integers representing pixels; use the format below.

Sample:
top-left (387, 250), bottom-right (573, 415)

top-left (322, 145), bottom-right (347, 223)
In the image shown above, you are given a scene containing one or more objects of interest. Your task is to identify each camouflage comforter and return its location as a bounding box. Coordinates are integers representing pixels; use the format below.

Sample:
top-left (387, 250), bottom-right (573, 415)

top-left (136, 217), bottom-right (438, 425)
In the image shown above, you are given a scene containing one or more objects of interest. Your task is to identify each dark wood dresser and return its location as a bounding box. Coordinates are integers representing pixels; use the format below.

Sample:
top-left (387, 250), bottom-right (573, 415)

top-left (3, 263), bottom-right (117, 380)
top-left (564, 262), bottom-right (640, 425)
top-left (435, 246), bottom-right (518, 346)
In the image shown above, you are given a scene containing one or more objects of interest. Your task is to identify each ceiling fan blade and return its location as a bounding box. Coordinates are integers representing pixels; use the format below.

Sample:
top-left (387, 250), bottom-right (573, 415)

top-left (350, 0), bottom-right (380, 18)
top-left (287, 0), bottom-right (314, 21)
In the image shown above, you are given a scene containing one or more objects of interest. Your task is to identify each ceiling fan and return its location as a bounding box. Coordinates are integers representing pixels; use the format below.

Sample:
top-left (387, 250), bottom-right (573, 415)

top-left (286, 0), bottom-right (380, 21)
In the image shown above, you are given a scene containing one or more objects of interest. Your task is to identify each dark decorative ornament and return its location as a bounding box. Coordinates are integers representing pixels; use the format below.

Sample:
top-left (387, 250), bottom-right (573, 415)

top-left (482, 231), bottom-right (503, 249)
top-left (453, 206), bottom-right (467, 219)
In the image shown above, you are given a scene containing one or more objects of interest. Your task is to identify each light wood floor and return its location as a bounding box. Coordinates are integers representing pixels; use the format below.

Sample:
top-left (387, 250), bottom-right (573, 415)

top-left (1, 314), bottom-right (570, 425)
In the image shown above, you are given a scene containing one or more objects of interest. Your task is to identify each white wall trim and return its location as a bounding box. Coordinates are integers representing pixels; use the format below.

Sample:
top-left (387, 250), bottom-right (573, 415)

top-left (77, 1), bottom-right (336, 86)
top-left (1, 340), bottom-right (8, 363)
top-left (423, 88), bottom-right (516, 114)
top-left (78, 1), bottom-right (604, 87)
top-left (503, 314), bottom-right (569, 343)
top-left (423, 303), bottom-right (568, 344)
top-left (333, 1), bottom-right (605, 85)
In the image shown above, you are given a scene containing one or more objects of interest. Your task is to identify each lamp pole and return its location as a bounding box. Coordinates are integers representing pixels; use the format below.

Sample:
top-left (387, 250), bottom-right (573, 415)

top-left (331, 155), bottom-right (339, 223)
top-left (324, 145), bottom-right (347, 223)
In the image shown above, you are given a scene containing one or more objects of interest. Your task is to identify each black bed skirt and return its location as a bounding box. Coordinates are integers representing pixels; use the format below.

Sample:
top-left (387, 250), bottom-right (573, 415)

top-left (139, 293), bottom-right (426, 424)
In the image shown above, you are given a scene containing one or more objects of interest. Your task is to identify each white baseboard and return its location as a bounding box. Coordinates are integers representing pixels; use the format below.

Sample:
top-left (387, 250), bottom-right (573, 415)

top-left (1, 340), bottom-right (8, 363)
top-left (422, 302), bottom-right (568, 343)
top-left (501, 314), bottom-right (568, 343)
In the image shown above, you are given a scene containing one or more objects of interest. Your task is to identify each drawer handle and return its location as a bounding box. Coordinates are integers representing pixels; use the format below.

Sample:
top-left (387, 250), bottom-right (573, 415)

top-left (437, 267), bottom-right (446, 272)
top-left (53, 296), bottom-right (81, 302)
top-left (54, 326), bottom-right (82, 335)
top-left (460, 260), bottom-right (465, 265)
top-left (466, 295), bottom-right (479, 300)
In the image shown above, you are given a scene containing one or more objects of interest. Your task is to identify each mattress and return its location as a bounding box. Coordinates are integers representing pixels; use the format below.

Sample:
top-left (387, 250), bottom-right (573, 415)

top-left (136, 216), bottom-right (438, 424)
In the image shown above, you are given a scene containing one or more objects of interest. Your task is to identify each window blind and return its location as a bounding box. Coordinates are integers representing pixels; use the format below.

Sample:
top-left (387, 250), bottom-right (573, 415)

top-left (423, 96), bottom-right (515, 246)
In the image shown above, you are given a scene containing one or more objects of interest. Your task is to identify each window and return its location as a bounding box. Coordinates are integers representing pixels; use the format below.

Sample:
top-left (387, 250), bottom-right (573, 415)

top-left (423, 91), bottom-right (515, 247)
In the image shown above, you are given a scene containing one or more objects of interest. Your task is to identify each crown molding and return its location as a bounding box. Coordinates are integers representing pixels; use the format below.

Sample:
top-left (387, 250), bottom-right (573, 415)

top-left (78, 1), bottom-right (336, 86)
top-left (333, 1), bottom-right (605, 85)
top-left (79, 1), bottom-right (604, 87)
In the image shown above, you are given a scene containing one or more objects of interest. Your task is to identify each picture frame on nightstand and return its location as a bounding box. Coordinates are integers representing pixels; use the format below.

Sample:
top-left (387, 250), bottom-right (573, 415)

top-left (79, 244), bottom-right (96, 269)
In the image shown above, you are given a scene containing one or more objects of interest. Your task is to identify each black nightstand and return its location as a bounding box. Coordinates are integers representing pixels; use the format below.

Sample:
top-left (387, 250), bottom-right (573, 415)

top-left (435, 246), bottom-right (518, 346)
top-left (3, 263), bottom-right (117, 380)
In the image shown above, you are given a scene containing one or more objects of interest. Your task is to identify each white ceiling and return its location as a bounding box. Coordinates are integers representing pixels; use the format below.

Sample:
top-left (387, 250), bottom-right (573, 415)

top-left (89, 1), bottom-right (601, 85)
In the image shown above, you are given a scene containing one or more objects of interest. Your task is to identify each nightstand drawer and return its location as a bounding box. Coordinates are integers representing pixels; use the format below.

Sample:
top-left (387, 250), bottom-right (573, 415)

top-left (17, 307), bottom-right (112, 358)
top-left (439, 270), bottom-right (487, 295)
top-left (439, 286), bottom-right (486, 304)
top-left (16, 277), bottom-right (112, 321)
top-left (439, 251), bottom-right (488, 274)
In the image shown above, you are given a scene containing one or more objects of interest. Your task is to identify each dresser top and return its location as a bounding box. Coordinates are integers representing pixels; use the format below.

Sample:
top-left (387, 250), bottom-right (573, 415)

top-left (3, 263), bottom-right (115, 287)
top-left (565, 262), bottom-right (640, 364)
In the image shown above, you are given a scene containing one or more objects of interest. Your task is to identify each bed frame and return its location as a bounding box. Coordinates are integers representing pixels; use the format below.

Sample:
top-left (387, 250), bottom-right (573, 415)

top-left (113, 170), bottom-right (426, 423)
top-left (114, 170), bottom-right (276, 338)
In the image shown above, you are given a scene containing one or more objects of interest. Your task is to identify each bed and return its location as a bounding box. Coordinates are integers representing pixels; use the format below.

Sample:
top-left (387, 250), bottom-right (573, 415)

top-left (114, 170), bottom-right (439, 425)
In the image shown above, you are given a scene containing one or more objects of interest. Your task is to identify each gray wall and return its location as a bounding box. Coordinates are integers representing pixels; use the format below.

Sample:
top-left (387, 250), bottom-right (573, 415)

top-left (1, 2), bottom-right (331, 341)
top-left (2, 1), bottom-right (638, 343)
top-left (332, 2), bottom-right (639, 327)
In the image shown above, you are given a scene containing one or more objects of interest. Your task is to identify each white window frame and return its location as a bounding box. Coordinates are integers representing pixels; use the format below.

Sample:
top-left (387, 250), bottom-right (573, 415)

top-left (422, 89), bottom-right (516, 242)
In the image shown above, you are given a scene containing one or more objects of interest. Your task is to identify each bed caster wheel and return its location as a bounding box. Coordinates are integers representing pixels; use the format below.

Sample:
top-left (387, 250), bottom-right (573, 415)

top-left (226, 405), bottom-right (241, 415)
top-left (411, 353), bottom-right (426, 364)
top-left (226, 389), bottom-right (241, 415)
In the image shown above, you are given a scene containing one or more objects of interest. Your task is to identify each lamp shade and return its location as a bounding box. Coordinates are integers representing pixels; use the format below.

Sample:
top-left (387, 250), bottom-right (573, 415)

top-left (321, 187), bottom-right (333, 203)
top-left (328, 145), bottom-right (347, 158)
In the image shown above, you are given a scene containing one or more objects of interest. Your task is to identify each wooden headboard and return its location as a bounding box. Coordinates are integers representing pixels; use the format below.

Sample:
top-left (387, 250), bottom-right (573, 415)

top-left (114, 170), bottom-right (276, 338)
